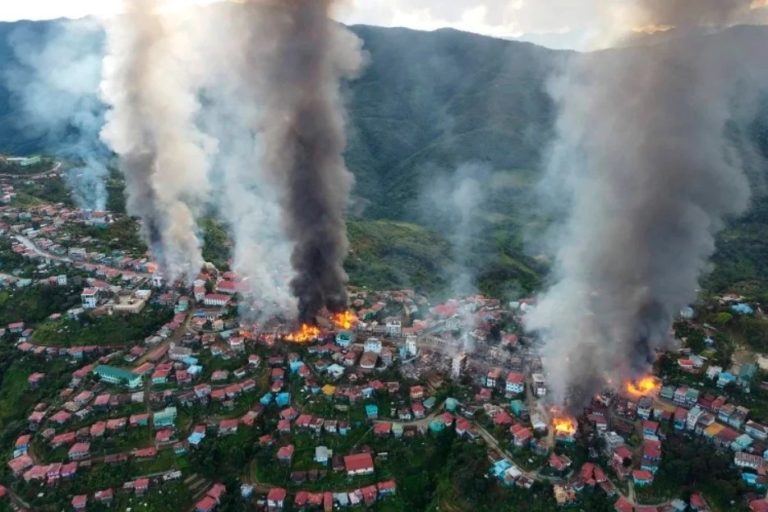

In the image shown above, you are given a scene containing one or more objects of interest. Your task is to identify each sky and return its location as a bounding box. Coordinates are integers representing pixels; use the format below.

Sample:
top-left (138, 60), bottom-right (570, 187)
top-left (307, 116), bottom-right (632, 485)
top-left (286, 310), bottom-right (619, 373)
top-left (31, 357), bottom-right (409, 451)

top-left (1, 0), bottom-right (767, 50)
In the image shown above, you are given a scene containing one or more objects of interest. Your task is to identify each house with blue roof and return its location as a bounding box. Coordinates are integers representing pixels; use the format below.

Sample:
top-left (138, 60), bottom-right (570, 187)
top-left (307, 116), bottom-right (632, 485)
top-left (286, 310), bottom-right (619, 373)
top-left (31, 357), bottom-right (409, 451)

top-left (182, 356), bottom-right (199, 366)
top-left (718, 371), bottom-right (737, 388)
top-left (365, 405), bottom-right (379, 419)
top-left (739, 363), bottom-right (758, 390)
top-left (429, 419), bottom-right (446, 433)
top-left (188, 431), bottom-right (206, 447)
top-left (276, 393), bottom-right (291, 407)
top-left (260, 393), bottom-right (273, 406)
top-left (732, 303), bottom-right (754, 315)
top-left (732, 434), bottom-right (754, 452)
top-left (742, 472), bottom-right (766, 489)
top-left (491, 459), bottom-right (512, 480)
top-left (336, 330), bottom-right (355, 348)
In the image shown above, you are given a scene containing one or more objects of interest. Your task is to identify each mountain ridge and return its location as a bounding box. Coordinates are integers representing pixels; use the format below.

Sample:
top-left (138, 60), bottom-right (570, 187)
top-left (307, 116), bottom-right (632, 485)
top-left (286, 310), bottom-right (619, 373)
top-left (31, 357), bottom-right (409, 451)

top-left (1, 19), bottom-right (767, 299)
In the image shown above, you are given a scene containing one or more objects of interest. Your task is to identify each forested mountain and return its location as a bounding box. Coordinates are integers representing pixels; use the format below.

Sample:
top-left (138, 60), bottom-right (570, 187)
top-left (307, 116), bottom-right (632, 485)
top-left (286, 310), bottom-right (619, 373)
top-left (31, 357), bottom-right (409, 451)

top-left (1, 19), bottom-right (766, 299)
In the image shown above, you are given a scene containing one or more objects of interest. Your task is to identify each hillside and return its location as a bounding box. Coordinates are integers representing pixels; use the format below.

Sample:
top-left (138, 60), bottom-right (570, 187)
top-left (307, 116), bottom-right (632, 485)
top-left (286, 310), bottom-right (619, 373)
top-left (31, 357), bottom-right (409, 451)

top-left (0, 19), bottom-right (767, 299)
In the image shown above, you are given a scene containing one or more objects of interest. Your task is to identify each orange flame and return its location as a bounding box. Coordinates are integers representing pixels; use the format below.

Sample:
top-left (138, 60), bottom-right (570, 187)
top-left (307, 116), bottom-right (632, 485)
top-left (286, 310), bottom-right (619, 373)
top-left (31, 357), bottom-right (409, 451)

top-left (553, 417), bottom-right (577, 436)
top-left (286, 323), bottom-right (321, 343)
top-left (625, 375), bottom-right (661, 397)
top-left (332, 310), bottom-right (358, 330)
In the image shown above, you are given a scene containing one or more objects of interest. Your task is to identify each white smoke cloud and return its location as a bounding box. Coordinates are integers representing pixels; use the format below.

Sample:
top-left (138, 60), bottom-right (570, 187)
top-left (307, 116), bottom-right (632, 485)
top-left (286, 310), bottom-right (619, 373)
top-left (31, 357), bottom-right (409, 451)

top-left (99, 0), bottom-right (214, 281)
top-left (3, 19), bottom-right (109, 210)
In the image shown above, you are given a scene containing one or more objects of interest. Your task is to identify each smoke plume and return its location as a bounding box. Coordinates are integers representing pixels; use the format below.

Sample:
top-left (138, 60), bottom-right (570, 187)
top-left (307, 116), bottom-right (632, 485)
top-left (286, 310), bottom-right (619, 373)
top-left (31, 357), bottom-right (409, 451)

top-left (3, 20), bottom-right (109, 210)
top-left (250, 0), bottom-right (365, 323)
top-left (526, 0), bottom-right (768, 406)
top-left (99, 0), bottom-right (214, 282)
top-left (422, 163), bottom-right (491, 298)
top-left (193, 2), bottom-right (297, 319)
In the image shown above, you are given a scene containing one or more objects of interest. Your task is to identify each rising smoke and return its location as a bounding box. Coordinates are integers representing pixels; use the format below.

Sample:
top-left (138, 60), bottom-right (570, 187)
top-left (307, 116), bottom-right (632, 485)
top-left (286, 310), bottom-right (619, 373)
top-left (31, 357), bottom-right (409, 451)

top-left (194, 2), bottom-right (297, 320)
top-left (249, 0), bottom-right (365, 323)
top-left (3, 20), bottom-right (109, 210)
top-left (526, 0), bottom-right (768, 406)
top-left (99, 0), bottom-right (214, 282)
top-left (422, 163), bottom-right (491, 298)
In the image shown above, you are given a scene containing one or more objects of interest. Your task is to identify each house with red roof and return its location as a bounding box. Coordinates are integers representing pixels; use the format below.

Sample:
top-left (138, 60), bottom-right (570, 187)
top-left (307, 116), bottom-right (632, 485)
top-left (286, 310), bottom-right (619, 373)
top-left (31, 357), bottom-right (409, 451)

top-left (13, 434), bottom-right (30, 456)
top-left (378, 479), bottom-right (397, 497)
top-left (195, 496), bottom-right (217, 512)
top-left (277, 444), bottom-right (295, 464)
top-left (133, 446), bottom-right (158, 459)
top-left (493, 411), bottom-right (513, 426)
top-left (90, 420), bottom-right (106, 437)
top-left (61, 462), bottom-right (78, 479)
top-left (510, 424), bottom-right (533, 447)
top-left (455, 417), bottom-right (470, 436)
top-left (505, 372), bottom-right (525, 395)
top-left (267, 487), bottom-right (287, 511)
top-left (632, 469), bottom-right (654, 486)
top-left (207, 483), bottom-right (226, 503)
top-left (374, 422), bottom-right (392, 437)
top-left (611, 446), bottom-right (632, 479)
top-left (218, 419), bottom-right (239, 436)
top-left (216, 280), bottom-right (238, 294)
top-left (344, 452), bottom-right (375, 476)
top-left (155, 429), bottom-right (174, 445)
top-left (548, 452), bottom-right (572, 473)
top-left (410, 385), bottom-right (425, 400)
top-left (130, 413), bottom-right (150, 427)
top-left (614, 496), bottom-right (634, 512)
top-left (689, 493), bottom-right (707, 511)
top-left (51, 431), bottom-right (77, 448)
top-left (486, 368), bottom-right (502, 388)
top-left (361, 485), bottom-right (378, 505)
top-left (94, 488), bottom-right (114, 505)
top-left (68, 442), bottom-right (90, 461)
top-left (72, 494), bottom-right (88, 510)
top-left (133, 478), bottom-right (150, 495)
top-left (277, 419), bottom-right (291, 434)
top-left (27, 372), bottom-right (45, 387)
top-left (93, 393), bottom-right (111, 408)
top-left (51, 410), bottom-right (72, 425)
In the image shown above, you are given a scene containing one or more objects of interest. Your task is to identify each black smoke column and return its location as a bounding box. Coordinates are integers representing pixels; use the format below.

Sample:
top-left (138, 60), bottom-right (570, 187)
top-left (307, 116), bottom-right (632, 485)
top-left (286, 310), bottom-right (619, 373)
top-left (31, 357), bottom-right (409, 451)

top-left (259, 0), bottom-right (365, 323)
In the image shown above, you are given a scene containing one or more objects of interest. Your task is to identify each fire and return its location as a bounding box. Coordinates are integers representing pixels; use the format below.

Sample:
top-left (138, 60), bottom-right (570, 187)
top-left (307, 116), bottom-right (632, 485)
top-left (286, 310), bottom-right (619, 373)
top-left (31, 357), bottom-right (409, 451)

top-left (332, 310), bottom-right (358, 330)
top-left (625, 375), bottom-right (661, 397)
top-left (552, 417), bottom-right (577, 436)
top-left (285, 323), bottom-right (321, 343)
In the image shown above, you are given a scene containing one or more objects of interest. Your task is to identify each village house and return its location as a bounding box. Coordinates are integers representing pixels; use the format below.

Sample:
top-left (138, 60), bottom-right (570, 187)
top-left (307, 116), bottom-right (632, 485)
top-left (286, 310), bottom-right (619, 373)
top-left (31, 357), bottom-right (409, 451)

top-left (344, 452), bottom-right (375, 476)
top-left (505, 372), bottom-right (525, 395)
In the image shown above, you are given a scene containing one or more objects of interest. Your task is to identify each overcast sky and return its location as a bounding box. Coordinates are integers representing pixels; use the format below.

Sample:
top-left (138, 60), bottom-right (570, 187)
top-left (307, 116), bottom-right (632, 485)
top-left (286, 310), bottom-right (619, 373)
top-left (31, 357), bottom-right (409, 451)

top-left (1, 0), bottom-right (766, 50)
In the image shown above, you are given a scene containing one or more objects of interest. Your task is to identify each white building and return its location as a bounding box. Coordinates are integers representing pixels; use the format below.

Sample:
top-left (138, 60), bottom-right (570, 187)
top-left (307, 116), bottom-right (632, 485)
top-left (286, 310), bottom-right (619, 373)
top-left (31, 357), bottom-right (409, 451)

top-left (686, 405), bottom-right (704, 431)
top-left (203, 294), bottom-right (230, 307)
top-left (385, 319), bottom-right (402, 337)
top-left (364, 337), bottom-right (382, 354)
top-left (151, 274), bottom-right (163, 288)
top-left (81, 288), bottom-right (98, 309)
top-left (405, 336), bottom-right (418, 357)
top-left (451, 352), bottom-right (467, 380)
top-left (56, 274), bottom-right (67, 286)
top-left (532, 373), bottom-right (547, 397)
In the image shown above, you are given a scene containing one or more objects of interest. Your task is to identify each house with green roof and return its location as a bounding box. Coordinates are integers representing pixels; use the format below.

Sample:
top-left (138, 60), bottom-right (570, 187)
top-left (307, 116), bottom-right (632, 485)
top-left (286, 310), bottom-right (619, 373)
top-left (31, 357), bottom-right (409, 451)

top-left (93, 365), bottom-right (142, 389)
top-left (153, 407), bottom-right (177, 429)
